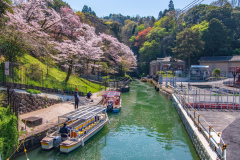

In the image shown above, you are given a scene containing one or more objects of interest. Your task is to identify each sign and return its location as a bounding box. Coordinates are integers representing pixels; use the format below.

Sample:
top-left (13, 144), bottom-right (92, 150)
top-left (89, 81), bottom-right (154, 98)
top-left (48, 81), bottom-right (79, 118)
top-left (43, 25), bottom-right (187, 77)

top-left (159, 75), bottom-right (163, 84)
top-left (5, 61), bottom-right (9, 75)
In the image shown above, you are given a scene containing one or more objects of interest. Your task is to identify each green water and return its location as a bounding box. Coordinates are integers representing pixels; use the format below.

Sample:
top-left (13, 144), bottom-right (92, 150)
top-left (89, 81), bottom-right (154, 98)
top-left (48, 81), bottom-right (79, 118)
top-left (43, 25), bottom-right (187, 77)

top-left (14, 80), bottom-right (199, 160)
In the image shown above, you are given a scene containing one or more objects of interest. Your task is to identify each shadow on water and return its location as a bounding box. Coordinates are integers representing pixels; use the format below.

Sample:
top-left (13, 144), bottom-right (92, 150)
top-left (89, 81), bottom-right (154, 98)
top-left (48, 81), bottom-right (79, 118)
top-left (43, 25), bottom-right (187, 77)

top-left (14, 80), bottom-right (199, 160)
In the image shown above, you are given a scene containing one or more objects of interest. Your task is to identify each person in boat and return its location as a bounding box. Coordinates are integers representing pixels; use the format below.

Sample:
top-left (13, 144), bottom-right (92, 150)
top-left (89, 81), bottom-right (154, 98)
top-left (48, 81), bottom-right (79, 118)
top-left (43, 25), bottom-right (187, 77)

top-left (59, 123), bottom-right (69, 139)
top-left (87, 91), bottom-right (92, 99)
top-left (74, 91), bottom-right (79, 109)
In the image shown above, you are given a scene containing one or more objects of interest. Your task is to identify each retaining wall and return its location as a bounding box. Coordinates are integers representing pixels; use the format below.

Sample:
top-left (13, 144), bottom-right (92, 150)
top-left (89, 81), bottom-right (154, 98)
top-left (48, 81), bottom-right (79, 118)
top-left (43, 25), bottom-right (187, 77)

top-left (172, 94), bottom-right (217, 160)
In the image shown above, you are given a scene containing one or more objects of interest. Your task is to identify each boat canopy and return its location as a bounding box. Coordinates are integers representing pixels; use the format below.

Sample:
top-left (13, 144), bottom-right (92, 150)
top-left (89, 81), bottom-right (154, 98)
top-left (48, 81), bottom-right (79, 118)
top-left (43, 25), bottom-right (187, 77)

top-left (102, 91), bottom-right (121, 98)
top-left (59, 105), bottom-right (104, 120)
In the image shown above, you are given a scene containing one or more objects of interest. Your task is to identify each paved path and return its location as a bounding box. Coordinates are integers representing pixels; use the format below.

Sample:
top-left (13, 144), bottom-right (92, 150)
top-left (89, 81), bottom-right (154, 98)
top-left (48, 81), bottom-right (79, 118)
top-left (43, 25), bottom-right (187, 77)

top-left (18, 90), bottom-right (105, 140)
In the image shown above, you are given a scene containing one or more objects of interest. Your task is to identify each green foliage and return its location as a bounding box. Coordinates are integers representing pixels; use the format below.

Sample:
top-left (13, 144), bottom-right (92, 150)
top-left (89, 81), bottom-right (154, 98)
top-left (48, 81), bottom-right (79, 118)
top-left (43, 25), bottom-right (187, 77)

top-left (138, 24), bottom-right (145, 32)
top-left (0, 102), bottom-right (18, 160)
top-left (212, 68), bottom-right (221, 77)
top-left (168, 0), bottom-right (175, 11)
top-left (49, 0), bottom-right (71, 12)
top-left (0, 31), bottom-right (28, 62)
top-left (82, 5), bottom-right (96, 16)
top-left (139, 40), bottom-right (160, 73)
top-left (0, 0), bottom-right (12, 23)
top-left (203, 18), bottom-right (228, 56)
top-left (172, 28), bottom-right (204, 68)
top-left (25, 89), bottom-right (42, 94)
top-left (124, 73), bottom-right (133, 81)
top-left (191, 20), bottom-right (209, 34)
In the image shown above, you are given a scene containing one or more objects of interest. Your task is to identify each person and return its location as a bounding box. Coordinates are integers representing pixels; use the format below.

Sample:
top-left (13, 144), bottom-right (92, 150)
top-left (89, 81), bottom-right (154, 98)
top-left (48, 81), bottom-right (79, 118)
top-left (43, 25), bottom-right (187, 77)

top-left (87, 91), bottom-right (92, 99)
top-left (59, 123), bottom-right (69, 140)
top-left (74, 91), bottom-right (79, 109)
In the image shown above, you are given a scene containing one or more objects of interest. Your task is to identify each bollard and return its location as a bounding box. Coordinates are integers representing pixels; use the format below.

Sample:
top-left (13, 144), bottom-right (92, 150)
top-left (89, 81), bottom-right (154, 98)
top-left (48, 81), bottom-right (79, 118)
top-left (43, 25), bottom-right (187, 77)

top-left (209, 126), bottom-right (213, 145)
top-left (198, 114), bottom-right (201, 131)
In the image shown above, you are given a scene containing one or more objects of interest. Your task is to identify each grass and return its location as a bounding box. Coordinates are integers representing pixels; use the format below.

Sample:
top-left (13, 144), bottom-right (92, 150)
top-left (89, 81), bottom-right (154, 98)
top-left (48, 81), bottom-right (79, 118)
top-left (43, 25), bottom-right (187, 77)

top-left (25, 89), bottom-right (41, 94)
top-left (14, 54), bottom-right (104, 93)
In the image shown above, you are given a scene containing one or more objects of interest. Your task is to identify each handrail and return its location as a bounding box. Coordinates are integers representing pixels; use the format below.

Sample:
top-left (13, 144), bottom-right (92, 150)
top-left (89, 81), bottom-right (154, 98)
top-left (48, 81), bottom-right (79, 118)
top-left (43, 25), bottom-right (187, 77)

top-left (173, 88), bottom-right (227, 160)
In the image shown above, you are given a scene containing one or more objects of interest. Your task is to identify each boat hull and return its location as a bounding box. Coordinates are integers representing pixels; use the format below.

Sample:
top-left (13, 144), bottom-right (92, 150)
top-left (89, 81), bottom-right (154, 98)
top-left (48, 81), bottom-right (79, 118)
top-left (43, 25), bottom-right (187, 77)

top-left (41, 139), bottom-right (54, 150)
top-left (60, 119), bottom-right (107, 153)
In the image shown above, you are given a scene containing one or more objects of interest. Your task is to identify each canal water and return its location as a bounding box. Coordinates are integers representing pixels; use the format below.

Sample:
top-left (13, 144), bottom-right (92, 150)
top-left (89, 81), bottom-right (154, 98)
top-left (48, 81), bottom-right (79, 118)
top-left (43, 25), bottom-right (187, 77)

top-left (14, 80), bottom-right (199, 160)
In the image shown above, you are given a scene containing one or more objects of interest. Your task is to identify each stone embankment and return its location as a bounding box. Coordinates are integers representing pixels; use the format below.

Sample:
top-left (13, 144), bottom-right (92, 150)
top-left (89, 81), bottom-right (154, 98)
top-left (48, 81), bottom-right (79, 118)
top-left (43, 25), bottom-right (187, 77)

top-left (18, 93), bottom-right (60, 114)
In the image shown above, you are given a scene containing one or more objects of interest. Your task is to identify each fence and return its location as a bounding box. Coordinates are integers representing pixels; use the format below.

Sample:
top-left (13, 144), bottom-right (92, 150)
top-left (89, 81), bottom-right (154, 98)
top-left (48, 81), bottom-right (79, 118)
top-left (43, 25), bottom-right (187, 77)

top-left (173, 88), bottom-right (227, 160)
top-left (181, 87), bottom-right (240, 110)
top-left (0, 62), bottom-right (87, 95)
top-left (81, 75), bottom-right (103, 82)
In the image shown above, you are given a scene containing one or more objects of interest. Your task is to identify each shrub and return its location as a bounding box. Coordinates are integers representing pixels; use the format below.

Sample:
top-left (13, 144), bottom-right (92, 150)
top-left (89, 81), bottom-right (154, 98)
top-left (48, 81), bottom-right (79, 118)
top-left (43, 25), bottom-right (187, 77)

top-left (212, 68), bottom-right (221, 77)
top-left (25, 89), bottom-right (41, 94)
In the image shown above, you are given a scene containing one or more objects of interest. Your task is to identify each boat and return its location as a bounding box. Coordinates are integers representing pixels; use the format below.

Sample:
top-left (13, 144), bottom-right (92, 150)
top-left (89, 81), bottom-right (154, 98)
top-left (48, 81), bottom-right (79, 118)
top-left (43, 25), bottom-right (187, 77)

top-left (102, 91), bottom-right (122, 113)
top-left (140, 77), bottom-right (148, 82)
top-left (40, 105), bottom-right (109, 153)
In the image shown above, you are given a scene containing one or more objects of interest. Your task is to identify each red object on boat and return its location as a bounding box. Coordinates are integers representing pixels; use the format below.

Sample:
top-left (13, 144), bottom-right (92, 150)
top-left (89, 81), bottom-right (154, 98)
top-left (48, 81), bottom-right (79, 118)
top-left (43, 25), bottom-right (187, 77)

top-left (102, 91), bottom-right (121, 98)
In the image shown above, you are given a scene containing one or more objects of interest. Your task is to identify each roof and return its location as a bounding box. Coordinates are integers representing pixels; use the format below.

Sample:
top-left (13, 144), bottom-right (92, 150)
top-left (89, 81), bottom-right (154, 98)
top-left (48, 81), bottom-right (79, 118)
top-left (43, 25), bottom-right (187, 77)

top-left (59, 105), bottom-right (104, 120)
top-left (102, 91), bottom-right (121, 98)
top-left (150, 57), bottom-right (185, 64)
top-left (191, 65), bottom-right (209, 69)
top-left (199, 56), bottom-right (240, 62)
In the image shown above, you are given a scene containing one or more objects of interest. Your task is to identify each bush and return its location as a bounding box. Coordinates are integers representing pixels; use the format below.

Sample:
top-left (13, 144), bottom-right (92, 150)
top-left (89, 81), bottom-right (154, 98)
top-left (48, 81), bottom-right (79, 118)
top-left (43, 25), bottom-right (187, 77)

top-left (212, 68), bottom-right (221, 77)
top-left (25, 89), bottom-right (41, 94)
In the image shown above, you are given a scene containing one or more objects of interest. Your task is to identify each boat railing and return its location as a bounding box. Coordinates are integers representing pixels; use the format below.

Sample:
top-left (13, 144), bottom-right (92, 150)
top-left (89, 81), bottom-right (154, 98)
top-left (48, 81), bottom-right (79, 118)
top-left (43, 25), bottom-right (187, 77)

top-left (173, 88), bottom-right (227, 160)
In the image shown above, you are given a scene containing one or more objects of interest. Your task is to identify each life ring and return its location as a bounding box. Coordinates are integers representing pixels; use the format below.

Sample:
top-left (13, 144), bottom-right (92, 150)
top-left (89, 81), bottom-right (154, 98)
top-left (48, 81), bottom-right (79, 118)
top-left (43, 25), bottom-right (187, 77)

top-left (71, 131), bottom-right (77, 138)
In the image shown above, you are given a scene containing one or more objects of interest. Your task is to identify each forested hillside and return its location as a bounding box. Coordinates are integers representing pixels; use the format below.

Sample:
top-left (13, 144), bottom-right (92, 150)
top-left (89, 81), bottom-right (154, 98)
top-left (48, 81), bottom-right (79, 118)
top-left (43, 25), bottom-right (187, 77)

top-left (102, 0), bottom-right (240, 76)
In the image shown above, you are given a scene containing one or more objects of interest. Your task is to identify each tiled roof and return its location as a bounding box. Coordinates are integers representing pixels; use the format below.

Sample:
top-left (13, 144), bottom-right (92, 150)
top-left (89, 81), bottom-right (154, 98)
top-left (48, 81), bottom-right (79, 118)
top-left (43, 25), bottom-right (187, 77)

top-left (156, 57), bottom-right (184, 62)
top-left (199, 56), bottom-right (240, 62)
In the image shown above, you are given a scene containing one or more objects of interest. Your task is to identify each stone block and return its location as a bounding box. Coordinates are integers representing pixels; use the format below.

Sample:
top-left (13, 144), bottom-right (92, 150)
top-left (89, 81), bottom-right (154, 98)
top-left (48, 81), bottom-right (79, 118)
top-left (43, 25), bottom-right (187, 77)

top-left (22, 116), bottom-right (42, 127)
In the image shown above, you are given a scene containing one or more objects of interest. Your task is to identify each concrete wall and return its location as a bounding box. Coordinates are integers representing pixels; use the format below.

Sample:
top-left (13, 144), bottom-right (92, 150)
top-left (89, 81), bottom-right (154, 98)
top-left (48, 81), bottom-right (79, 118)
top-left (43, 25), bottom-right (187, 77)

top-left (171, 94), bottom-right (217, 160)
top-left (200, 61), bottom-right (240, 78)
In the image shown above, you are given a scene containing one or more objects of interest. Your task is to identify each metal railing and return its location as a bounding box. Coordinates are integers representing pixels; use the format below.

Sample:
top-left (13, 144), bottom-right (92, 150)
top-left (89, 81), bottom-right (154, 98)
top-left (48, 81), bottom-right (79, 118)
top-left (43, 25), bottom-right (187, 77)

top-left (173, 88), bottom-right (227, 160)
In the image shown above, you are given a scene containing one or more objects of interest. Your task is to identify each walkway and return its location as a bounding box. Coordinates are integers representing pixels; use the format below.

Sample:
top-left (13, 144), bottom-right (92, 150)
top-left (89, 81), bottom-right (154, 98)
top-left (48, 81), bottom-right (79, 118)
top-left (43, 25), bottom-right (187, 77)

top-left (18, 90), bottom-right (105, 140)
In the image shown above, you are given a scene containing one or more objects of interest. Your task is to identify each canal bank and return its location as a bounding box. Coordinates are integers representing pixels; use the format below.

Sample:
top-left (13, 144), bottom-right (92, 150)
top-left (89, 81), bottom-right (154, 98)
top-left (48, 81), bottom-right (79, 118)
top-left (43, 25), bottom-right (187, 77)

top-left (150, 79), bottom-right (226, 160)
top-left (13, 80), bottom-right (199, 160)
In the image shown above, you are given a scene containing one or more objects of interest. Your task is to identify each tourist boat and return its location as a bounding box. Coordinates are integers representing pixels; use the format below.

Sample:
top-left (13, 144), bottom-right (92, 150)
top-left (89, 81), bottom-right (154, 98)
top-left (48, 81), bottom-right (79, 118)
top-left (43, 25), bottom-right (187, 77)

top-left (102, 91), bottom-right (122, 113)
top-left (40, 105), bottom-right (109, 153)
top-left (140, 77), bottom-right (148, 82)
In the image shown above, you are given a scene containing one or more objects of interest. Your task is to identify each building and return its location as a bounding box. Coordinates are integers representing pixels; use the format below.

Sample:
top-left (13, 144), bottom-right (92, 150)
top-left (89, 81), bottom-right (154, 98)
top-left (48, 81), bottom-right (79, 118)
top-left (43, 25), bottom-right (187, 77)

top-left (199, 56), bottom-right (240, 77)
top-left (149, 57), bottom-right (185, 75)
top-left (190, 65), bottom-right (210, 81)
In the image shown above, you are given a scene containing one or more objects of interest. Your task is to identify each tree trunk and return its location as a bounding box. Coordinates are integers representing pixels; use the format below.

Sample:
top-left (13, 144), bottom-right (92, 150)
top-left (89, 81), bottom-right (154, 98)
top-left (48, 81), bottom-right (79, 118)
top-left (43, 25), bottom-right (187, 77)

top-left (65, 60), bottom-right (73, 83)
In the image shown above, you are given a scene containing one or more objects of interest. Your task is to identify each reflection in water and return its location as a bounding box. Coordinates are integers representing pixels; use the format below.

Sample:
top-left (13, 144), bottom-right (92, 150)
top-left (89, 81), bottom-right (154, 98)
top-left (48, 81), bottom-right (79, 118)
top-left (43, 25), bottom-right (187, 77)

top-left (14, 80), bottom-right (199, 160)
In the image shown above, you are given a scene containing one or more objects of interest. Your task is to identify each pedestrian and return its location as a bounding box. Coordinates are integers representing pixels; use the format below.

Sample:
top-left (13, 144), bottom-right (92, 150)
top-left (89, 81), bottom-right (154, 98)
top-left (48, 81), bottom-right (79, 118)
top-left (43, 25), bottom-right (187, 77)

top-left (74, 91), bottom-right (79, 109)
top-left (59, 123), bottom-right (69, 141)
top-left (87, 91), bottom-right (92, 99)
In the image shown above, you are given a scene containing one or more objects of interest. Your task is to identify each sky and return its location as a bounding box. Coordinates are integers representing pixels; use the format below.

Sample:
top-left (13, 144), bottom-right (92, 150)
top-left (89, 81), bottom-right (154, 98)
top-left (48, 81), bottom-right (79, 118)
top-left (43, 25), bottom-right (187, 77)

top-left (64, 0), bottom-right (214, 18)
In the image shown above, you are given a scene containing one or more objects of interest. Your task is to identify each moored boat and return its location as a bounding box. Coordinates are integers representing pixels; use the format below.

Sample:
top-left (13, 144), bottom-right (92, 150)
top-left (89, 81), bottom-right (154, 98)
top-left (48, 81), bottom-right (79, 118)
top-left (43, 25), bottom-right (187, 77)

top-left (140, 77), bottom-right (148, 82)
top-left (40, 105), bottom-right (108, 153)
top-left (102, 91), bottom-right (122, 113)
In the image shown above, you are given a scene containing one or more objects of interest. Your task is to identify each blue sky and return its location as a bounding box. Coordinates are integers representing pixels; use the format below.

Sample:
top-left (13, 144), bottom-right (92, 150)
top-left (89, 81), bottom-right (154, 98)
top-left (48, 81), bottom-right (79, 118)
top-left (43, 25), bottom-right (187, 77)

top-left (64, 0), bottom-right (214, 18)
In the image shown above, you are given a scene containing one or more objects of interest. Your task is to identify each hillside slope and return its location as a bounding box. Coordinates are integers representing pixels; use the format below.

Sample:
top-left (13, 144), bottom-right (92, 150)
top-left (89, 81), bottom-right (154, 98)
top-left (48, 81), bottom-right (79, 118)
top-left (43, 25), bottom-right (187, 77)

top-left (18, 54), bottom-right (102, 94)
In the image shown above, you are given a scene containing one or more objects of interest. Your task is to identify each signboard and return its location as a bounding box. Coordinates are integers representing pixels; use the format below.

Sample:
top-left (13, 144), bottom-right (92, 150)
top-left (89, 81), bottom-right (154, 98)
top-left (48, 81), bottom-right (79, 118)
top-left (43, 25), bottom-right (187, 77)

top-left (5, 61), bottom-right (9, 75)
top-left (159, 76), bottom-right (163, 84)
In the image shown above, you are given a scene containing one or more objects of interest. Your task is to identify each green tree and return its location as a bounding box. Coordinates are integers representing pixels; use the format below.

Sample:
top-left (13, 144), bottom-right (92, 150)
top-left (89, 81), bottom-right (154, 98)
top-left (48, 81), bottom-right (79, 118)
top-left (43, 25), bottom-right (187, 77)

top-left (0, 31), bottom-right (28, 62)
top-left (137, 24), bottom-right (145, 32)
top-left (0, 92), bottom-right (18, 160)
top-left (48, 0), bottom-right (71, 12)
top-left (168, 0), bottom-right (175, 11)
top-left (212, 68), bottom-right (221, 77)
top-left (203, 18), bottom-right (228, 56)
top-left (158, 11), bottom-right (163, 20)
top-left (172, 28), bottom-right (204, 68)
top-left (139, 40), bottom-right (160, 73)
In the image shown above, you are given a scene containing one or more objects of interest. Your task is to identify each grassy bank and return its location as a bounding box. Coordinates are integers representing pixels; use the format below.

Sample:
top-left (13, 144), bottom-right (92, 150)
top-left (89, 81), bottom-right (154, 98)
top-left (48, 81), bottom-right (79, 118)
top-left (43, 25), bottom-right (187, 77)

top-left (10, 54), bottom-right (103, 93)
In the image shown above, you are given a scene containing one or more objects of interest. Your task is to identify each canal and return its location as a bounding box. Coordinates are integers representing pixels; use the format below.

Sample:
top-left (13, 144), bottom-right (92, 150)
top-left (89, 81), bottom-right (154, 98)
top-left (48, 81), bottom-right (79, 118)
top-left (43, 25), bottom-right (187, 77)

top-left (14, 80), bottom-right (199, 160)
